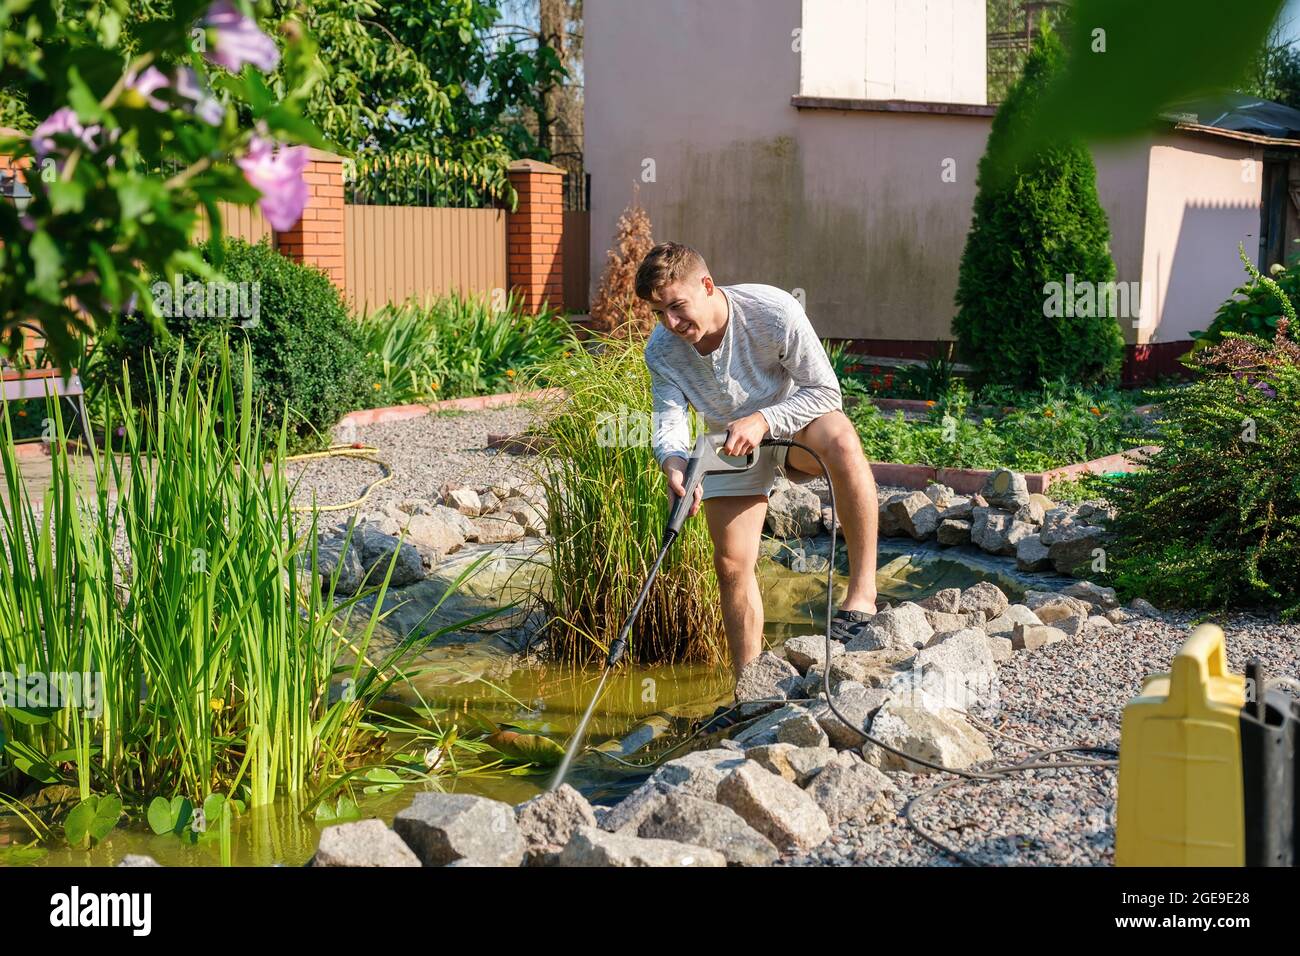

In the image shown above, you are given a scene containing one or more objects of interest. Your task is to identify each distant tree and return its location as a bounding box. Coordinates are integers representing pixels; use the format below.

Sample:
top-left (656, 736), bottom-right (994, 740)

top-left (1240, 19), bottom-right (1300, 108)
top-left (954, 22), bottom-right (1124, 389)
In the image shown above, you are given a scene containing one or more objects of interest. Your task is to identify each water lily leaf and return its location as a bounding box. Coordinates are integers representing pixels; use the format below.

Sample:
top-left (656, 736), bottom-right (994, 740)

top-left (315, 795), bottom-right (361, 823)
top-left (146, 796), bottom-right (193, 836)
top-left (64, 795), bottom-right (122, 850)
top-left (485, 730), bottom-right (566, 767)
top-left (360, 768), bottom-right (404, 795)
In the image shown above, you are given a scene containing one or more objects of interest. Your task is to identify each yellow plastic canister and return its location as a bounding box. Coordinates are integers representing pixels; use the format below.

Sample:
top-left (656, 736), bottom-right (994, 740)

top-left (1115, 623), bottom-right (1247, 866)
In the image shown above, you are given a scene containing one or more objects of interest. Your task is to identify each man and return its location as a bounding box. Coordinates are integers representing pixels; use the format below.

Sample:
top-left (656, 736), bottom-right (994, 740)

top-left (637, 241), bottom-right (881, 697)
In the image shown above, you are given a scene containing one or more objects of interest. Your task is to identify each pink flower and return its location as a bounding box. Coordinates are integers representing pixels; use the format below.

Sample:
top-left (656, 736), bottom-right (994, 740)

top-left (236, 136), bottom-right (308, 230)
top-left (176, 67), bottom-right (226, 126)
top-left (124, 66), bottom-right (171, 111)
top-left (32, 107), bottom-right (102, 160)
top-left (202, 1), bottom-right (280, 72)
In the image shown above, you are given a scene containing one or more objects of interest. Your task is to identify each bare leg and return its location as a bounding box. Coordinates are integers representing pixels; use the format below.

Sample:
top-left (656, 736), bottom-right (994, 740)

top-left (703, 493), bottom-right (769, 683)
top-left (784, 411), bottom-right (879, 613)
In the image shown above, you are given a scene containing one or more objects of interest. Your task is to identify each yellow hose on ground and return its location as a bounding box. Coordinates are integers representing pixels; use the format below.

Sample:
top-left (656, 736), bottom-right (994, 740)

top-left (286, 444), bottom-right (395, 514)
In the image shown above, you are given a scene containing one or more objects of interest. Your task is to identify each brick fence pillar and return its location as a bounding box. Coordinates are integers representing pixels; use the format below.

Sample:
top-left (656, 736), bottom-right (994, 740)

top-left (276, 149), bottom-right (346, 292)
top-left (507, 159), bottom-right (565, 313)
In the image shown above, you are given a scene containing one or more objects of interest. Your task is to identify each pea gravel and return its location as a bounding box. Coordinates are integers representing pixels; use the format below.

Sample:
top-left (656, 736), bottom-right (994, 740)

top-left (781, 609), bottom-right (1299, 867)
top-left (287, 406), bottom-right (542, 516)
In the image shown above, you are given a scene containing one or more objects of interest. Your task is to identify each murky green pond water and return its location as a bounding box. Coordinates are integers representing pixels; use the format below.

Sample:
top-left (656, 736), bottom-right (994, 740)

top-left (7, 538), bottom-right (1013, 866)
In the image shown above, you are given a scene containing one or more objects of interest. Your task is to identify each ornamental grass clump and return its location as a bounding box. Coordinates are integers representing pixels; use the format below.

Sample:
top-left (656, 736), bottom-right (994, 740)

top-left (529, 336), bottom-right (724, 666)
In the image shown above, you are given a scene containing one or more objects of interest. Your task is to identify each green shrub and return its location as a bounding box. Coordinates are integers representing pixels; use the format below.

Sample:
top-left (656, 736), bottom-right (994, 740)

top-left (1193, 243), bottom-right (1300, 347)
top-left (1107, 305), bottom-right (1300, 615)
top-left (359, 292), bottom-right (578, 405)
top-left (848, 379), bottom-right (1149, 471)
top-left (953, 23), bottom-right (1124, 390)
top-left (98, 239), bottom-right (372, 449)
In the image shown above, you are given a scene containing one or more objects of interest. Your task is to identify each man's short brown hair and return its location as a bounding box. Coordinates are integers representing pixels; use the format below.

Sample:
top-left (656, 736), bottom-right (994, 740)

top-left (635, 242), bottom-right (709, 302)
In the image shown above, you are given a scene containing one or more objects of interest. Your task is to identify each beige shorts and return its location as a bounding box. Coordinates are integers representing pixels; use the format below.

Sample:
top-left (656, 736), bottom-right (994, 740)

top-left (701, 443), bottom-right (793, 500)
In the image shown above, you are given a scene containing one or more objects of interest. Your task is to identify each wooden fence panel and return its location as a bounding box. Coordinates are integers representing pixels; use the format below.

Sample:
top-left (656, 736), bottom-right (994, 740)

top-left (344, 205), bottom-right (507, 313)
top-left (563, 210), bottom-right (590, 313)
top-left (192, 201), bottom-right (275, 246)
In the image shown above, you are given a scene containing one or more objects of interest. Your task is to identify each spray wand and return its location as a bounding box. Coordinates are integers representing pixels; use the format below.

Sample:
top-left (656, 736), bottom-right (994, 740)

top-left (549, 431), bottom-right (760, 790)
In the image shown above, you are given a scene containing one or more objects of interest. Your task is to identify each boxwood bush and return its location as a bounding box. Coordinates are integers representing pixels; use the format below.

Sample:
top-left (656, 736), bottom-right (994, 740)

top-left (99, 239), bottom-right (373, 448)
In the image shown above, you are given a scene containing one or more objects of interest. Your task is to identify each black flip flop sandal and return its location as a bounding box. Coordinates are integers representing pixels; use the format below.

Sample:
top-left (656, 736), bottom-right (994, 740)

top-left (828, 608), bottom-right (875, 644)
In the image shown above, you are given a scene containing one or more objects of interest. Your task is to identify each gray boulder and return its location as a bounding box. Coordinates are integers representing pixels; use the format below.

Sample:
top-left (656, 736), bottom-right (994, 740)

top-left (514, 784), bottom-right (598, 865)
top-left (1015, 533), bottom-right (1053, 571)
top-left (393, 792), bottom-right (526, 866)
top-left (810, 681), bottom-right (889, 748)
top-left (311, 819), bottom-right (421, 867)
top-left (716, 762), bottom-right (832, 852)
top-left (785, 746), bottom-right (841, 786)
top-left (957, 581), bottom-right (1010, 621)
top-left (1063, 580), bottom-right (1120, 610)
top-left (471, 514), bottom-right (527, 544)
top-left (981, 468), bottom-right (1031, 510)
top-left (635, 792), bottom-right (780, 867)
top-left (860, 700), bottom-right (994, 773)
top-left (918, 587), bottom-right (962, 614)
top-left (649, 748), bottom-right (747, 800)
top-left (735, 652), bottom-right (803, 716)
top-left (806, 761), bottom-right (897, 826)
top-left (1049, 524), bottom-right (1108, 575)
top-left (766, 479), bottom-right (824, 538)
top-left (1011, 622), bottom-right (1068, 651)
top-left (356, 526), bottom-right (425, 587)
top-left (782, 634), bottom-right (843, 674)
top-left (886, 491), bottom-right (941, 540)
top-left (844, 602), bottom-right (933, 654)
top-left (776, 710), bottom-right (830, 748)
top-left (733, 704), bottom-right (813, 747)
top-left (936, 518), bottom-right (972, 547)
top-left (315, 534), bottom-right (364, 596)
top-left (556, 826), bottom-right (726, 867)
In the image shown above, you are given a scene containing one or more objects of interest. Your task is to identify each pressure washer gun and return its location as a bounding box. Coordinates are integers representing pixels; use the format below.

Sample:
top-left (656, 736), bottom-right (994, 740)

top-left (605, 431), bottom-right (763, 669)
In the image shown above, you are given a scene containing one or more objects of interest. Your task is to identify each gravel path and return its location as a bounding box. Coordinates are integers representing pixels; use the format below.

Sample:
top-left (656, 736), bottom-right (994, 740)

top-left (782, 609), bottom-right (1299, 867)
top-left (287, 406), bottom-right (542, 517)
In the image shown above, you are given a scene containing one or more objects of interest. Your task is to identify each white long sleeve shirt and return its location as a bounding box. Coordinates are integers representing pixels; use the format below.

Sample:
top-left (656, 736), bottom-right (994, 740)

top-left (645, 283), bottom-right (843, 466)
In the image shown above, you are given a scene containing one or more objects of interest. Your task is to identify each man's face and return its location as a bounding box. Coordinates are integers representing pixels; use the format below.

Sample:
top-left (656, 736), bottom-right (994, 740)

top-left (648, 271), bottom-right (716, 344)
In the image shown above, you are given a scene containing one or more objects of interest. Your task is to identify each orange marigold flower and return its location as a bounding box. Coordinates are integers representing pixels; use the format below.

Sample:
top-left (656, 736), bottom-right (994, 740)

top-left (1089, 406), bottom-right (1101, 415)
top-left (925, 400), bottom-right (936, 407)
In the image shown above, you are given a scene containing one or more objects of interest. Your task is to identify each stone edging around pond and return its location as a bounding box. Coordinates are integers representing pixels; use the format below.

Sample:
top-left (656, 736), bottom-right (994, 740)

top-left (107, 579), bottom-right (1153, 868)
top-left (765, 468), bottom-right (1113, 579)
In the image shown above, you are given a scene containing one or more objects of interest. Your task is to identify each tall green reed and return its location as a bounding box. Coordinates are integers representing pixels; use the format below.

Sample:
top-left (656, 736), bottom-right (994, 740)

top-left (0, 342), bottom-right (460, 812)
top-left (529, 336), bottom-right (724, 666)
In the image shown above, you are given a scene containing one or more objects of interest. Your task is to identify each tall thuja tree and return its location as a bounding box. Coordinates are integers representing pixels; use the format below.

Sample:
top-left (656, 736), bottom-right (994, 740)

top-left (954, 22), bottom-right (1124, 389)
